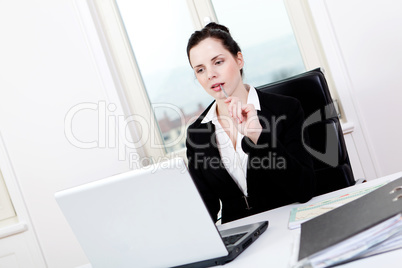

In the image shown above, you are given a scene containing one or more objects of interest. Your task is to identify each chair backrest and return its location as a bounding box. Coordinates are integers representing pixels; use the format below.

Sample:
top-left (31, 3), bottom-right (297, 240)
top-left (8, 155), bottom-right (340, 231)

top-left (256, 68), bottom-right (355, 196)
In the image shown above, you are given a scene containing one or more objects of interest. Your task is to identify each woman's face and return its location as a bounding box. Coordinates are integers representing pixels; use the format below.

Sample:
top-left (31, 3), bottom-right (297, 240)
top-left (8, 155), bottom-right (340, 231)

top-left (189, 37), bottom-right (244, 99)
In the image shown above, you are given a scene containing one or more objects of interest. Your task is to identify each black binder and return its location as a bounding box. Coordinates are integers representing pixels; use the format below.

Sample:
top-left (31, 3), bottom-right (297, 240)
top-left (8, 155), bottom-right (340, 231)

top-left (297, 177), bottom-right (402, 266)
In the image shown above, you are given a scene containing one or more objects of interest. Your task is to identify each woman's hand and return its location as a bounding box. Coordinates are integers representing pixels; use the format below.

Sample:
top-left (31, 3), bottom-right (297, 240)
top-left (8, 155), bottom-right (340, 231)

top-left (224, 96), bottom-right (262, 144)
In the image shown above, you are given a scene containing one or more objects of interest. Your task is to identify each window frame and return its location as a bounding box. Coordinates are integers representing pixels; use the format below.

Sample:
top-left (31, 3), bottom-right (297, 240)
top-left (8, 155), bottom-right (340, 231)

top-left (86, 0), bottom-right (167, 161)
top-left (0, 169), bottom-right (17, 227)
top-left (0, 133), bottom-right (22, 230)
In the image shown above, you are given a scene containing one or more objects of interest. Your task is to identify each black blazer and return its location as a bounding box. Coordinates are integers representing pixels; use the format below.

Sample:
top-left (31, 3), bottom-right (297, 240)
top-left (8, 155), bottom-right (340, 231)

top-left (186, 90), bottom-right (316, 223)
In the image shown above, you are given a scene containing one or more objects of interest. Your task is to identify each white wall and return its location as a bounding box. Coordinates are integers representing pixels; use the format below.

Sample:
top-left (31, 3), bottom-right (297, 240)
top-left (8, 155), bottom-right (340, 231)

top-left (307, 0), bottom-right (402, 179)
top-left (0, 0), bottom-right (137, 267)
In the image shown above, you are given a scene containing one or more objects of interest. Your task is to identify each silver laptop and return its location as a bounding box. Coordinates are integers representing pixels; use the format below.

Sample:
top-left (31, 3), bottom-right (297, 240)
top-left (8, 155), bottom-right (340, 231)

top-left (55, 157), bottom-right (268, 268)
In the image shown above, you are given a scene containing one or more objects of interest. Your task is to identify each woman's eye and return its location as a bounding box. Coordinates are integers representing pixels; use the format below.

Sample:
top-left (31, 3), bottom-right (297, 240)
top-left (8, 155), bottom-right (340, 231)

top-left (215, 60), bottom-right (223, 65)
top-left (196, 68), bottom-right (204, 74)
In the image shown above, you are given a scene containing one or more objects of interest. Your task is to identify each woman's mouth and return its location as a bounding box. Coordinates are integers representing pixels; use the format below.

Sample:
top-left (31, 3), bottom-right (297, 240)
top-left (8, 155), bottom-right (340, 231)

top-left (211, 83), bottom-right (224, 91)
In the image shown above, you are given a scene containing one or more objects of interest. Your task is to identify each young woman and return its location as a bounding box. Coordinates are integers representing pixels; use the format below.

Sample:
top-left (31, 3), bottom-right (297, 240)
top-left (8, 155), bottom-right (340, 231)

top-left (186, 23), bottom-right (316, 223)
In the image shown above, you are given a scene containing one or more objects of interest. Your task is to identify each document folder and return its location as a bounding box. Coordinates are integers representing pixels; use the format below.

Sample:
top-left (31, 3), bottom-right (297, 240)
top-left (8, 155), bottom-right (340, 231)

top-left (296, 177), bottom-right (402, 268)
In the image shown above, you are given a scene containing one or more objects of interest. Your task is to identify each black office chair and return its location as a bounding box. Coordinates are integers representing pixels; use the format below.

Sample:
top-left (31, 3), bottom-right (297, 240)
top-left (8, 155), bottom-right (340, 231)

top-left (256, 68), bottom-right (356, 196)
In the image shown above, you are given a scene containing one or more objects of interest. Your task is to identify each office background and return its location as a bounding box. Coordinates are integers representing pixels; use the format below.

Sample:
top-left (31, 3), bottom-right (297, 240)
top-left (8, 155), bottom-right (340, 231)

top-left (0, 0), bottom-right (401, 267)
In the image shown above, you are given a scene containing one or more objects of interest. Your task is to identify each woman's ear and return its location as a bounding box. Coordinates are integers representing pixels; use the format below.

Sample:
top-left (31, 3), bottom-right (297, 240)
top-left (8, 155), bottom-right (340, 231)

top-left (236, 52), bottom-right (244, 70)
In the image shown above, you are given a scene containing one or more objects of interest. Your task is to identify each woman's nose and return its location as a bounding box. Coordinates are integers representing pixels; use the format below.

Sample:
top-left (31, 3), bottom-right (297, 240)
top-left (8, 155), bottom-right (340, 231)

top-left (207, 69), bottom-right (217, 80)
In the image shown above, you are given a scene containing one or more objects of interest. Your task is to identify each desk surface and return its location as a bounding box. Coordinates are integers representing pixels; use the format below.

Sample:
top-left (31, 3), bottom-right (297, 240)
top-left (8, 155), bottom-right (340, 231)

top-left (78, 172), bottom-right (402, 268)
top-left (217, 171), bottom-right (402, 268)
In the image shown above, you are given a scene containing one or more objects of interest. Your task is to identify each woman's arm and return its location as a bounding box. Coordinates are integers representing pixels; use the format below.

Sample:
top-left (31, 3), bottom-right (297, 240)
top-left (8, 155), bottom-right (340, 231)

top-left (242, 99), bottom-right (316, 205)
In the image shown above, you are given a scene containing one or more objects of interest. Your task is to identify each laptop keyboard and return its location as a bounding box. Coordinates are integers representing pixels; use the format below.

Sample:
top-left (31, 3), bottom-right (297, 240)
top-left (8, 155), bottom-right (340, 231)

top-left (222, 232), bottom-right (247, 246)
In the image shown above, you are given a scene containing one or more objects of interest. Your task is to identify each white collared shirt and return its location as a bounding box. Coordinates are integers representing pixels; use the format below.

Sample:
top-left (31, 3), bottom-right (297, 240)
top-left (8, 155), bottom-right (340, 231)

top-left (201, 85), bottom-right (261, 196)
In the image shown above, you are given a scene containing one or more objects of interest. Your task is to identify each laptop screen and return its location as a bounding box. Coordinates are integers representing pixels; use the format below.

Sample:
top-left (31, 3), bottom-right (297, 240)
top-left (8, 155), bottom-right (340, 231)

top-left (55, 157), bottom-right (228, 268)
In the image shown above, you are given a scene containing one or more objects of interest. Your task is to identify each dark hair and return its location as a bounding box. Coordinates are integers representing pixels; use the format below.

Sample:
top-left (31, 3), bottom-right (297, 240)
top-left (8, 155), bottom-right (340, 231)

top-left (186, 22), bottom-right (243, 76)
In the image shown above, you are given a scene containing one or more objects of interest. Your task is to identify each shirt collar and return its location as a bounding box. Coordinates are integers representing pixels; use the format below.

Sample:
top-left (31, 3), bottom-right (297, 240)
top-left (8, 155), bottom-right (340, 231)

top-left (201, 85), bottom-right (261, 124)
top-left (247, 85), bottom-right (261, 111)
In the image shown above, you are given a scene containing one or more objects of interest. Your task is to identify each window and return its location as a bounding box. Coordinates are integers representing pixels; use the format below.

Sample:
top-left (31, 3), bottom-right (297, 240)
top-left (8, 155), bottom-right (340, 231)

top-left (92, 0), bottom-right (320, 159)
top-left (116, 0), bottom-right (213, 154)
top-left (212, 0), bottom-right (305, 85)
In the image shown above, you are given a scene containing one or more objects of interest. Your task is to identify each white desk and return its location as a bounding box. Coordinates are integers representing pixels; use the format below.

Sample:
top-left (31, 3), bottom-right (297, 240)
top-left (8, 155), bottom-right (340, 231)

top-left (217, 172), bottom-right (402, 268)
top-left (78, 172), bottom-right (402, 268)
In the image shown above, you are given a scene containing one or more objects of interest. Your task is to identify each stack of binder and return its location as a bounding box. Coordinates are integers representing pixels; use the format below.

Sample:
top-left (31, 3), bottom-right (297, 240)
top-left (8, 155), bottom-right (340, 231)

top-left (295, 177), bottom-right (402, 268)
